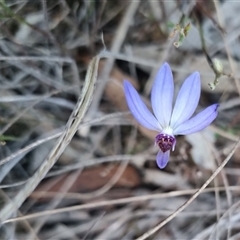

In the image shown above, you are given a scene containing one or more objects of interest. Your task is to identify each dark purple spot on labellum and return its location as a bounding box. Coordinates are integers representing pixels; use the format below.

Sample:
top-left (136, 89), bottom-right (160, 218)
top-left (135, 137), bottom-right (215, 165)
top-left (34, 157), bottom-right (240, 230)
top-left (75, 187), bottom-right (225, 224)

top-left (155, 134), bottom-right (175, 152)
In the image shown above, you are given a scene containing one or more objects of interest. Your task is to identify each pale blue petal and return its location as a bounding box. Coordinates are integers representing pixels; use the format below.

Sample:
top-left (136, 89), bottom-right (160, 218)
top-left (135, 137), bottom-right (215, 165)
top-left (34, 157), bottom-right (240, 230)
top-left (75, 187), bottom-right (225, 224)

top-left (171, 72), bottom-right (201, 128)
top-left (173, 104), bottom-right (219, 135)
top-left (123, 81), bottom-right (161, 131)
top-left (151, 63), bottom-right (174, 128)
top-left (156, 151), bottom-right (170, 169)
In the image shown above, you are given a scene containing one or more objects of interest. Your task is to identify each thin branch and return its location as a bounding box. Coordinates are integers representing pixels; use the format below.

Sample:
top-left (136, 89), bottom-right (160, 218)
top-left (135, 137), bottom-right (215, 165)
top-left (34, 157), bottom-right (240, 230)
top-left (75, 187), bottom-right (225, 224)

top-left (136, 137), bottom-right (240, 240)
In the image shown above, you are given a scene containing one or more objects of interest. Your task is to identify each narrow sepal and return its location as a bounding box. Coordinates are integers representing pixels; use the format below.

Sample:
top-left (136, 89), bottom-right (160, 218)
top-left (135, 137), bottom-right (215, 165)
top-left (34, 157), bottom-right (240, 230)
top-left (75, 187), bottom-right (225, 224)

top-left (151, 63), bottom-right (174, 128)
top-left (123, 81), bottom-right (161, 131)
top-left (173, 104), bottom-right (219, 135)
top-left (171, 72), bottom-right (201, 128)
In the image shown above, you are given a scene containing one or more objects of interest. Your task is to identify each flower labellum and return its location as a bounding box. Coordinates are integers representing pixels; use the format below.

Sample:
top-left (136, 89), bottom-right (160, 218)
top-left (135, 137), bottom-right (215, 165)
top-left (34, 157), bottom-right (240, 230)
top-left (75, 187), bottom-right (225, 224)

top-left (123, 63), bottom-right (219, 169)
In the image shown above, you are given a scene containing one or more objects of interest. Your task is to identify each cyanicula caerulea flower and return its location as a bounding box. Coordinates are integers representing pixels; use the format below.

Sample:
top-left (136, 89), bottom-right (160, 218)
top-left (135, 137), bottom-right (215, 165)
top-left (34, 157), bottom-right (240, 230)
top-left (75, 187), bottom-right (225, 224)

top-left (123, 63), bottom-right (219, 169)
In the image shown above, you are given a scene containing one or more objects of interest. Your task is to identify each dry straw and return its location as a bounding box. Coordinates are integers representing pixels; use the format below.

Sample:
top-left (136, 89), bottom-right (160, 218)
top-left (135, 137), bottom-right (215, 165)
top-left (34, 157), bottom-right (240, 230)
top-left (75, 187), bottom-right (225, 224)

top-left (0, 54), bottom-right (101, 224)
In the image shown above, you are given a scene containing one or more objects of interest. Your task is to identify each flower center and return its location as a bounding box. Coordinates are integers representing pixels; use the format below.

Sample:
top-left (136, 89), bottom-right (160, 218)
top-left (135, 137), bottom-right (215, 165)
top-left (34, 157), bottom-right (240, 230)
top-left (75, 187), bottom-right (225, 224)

top-left (155, 133), bottom-right (175, 152)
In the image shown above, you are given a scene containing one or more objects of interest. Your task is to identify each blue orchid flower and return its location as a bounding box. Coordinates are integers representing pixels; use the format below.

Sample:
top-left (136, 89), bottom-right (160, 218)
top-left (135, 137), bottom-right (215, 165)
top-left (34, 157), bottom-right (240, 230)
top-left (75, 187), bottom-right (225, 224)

top-left (123, 63), bottom-right (219, 169)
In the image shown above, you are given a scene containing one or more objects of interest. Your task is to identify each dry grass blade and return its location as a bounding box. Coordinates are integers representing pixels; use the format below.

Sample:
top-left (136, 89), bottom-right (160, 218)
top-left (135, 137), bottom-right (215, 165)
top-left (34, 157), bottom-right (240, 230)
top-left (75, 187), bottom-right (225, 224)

top-left (136, 137), bottom-right (240, 240)
top-left (87, 1), bottom-right (140, 121)
top-left (0, 112), bottom-right (129, 167)
top-left (3, 185), bottom-right (240, 224)
top-left (213, 0), bottom-right (240, 97)
top-left (0, 55), bottom-right (101, 224)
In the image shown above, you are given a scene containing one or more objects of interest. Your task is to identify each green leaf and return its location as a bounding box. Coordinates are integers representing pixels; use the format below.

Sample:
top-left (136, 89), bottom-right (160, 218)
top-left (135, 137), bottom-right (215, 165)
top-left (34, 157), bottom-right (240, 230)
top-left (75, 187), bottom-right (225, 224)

top-left (0, 135), bottom-right (18, 141)
top-left (167, 22), bottom-right (175, 28)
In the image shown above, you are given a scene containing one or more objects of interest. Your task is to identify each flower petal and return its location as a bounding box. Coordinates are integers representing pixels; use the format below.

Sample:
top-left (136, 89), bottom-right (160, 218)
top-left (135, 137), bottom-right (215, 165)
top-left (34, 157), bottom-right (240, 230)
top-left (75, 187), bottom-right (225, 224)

top-left (123, 80), bottom-right (161, 131)
top-left (173, 104), bottom-right (219, 135)
top-left (156, 151), bottom-right (170, 169)
top-left (151, 63), bottom-right (174, 128)
top-left (171, 72), bottom-right (201, 128)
